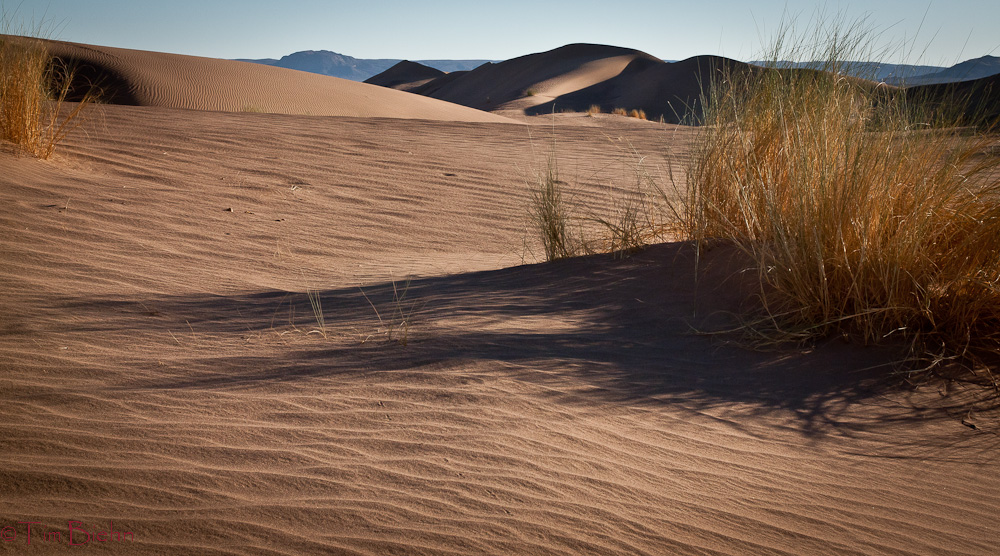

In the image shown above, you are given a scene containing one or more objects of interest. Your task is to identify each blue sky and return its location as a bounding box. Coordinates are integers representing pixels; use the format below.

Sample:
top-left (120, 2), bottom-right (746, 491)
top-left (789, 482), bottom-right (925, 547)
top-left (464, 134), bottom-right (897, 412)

top-left (6, 0), bottom-right (999, 65)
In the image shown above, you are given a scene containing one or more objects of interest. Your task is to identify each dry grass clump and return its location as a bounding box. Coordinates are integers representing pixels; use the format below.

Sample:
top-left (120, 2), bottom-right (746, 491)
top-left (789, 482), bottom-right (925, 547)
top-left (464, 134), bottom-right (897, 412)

top-left (529, 157), bottom-right (576, 260)
top-left (680, 19), bottom-right (1000, 374)
top-left (610, 107), bottom-right (648, 120)
top-left (589, 179), bottom-right (667, 257)
top-left (529, 150), bottom-right (673, 262)
top-left (585, 104), bottom-right (601, 116)
top-left (359, 278), bottom-right (422, 346)
top-left (0, 35), bottom-right (96, 159)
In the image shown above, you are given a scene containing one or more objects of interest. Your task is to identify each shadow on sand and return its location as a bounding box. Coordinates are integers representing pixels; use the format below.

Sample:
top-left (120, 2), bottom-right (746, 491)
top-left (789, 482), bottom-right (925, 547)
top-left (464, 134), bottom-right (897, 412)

top-left (56, 242), bottom-right (999, 454)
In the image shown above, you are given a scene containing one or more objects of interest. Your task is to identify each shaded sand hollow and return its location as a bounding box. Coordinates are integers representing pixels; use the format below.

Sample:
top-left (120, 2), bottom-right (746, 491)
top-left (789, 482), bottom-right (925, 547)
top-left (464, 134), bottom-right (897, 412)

top-left (1, 43), bottom-right (1000, 555)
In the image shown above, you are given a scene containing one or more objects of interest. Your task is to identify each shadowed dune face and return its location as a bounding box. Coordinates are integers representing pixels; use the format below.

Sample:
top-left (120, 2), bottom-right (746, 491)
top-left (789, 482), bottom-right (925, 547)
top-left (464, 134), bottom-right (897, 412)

top-left (907, 72), bottom-right (1000, 127)
top-left (11, 35), bottom-right (513, 122)
top-left (526, 55), bottom-right (756, 123)
top-left (2, 100), bottom-right (1000, 555)
top-left (364, 60), bottom-right (446, 92)
top-left (413, 43), bottom-right (664, 112)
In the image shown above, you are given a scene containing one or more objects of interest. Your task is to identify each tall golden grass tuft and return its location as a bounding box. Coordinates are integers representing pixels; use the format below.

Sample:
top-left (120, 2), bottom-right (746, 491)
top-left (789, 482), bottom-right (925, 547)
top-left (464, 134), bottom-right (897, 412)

top-left (0, 36), bottom-right (96, 159)
top-left (680, 18), bottom-right (1000, 374)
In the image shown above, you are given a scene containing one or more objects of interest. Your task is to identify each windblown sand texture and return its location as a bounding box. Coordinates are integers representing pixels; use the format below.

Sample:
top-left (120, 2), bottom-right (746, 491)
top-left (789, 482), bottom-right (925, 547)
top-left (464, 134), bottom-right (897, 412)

top-left (2, 40), bottom-right (1000, 555)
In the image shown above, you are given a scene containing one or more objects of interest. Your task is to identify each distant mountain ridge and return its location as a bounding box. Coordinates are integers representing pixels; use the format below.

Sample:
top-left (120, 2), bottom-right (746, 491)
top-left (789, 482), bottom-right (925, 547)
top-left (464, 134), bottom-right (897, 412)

top-left (236, 50), bottom-right (495, 81)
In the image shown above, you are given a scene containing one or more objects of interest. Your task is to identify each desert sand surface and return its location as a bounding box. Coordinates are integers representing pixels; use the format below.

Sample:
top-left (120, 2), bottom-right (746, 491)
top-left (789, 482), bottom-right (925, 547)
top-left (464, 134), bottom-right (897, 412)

top-left (2, 42), bottom-right (1000, 556)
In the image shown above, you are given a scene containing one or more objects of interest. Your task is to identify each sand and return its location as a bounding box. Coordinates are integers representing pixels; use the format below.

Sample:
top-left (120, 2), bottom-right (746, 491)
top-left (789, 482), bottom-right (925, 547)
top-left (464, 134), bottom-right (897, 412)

top-left (1, 41), bottom-right (1000, 555)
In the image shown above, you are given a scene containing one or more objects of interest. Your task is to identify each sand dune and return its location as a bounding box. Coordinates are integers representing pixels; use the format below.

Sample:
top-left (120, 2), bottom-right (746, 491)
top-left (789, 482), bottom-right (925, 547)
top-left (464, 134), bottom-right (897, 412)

top-left (363, 46), bottom-right (757, 123)
top-left (409, 43), bottom-right (662, 112)
top-left (364, 60), bottom-right (447, 92)
top-left (526, 55), bottom-right (752, 123)
top-left (17, 36), bottom-right (512, 122)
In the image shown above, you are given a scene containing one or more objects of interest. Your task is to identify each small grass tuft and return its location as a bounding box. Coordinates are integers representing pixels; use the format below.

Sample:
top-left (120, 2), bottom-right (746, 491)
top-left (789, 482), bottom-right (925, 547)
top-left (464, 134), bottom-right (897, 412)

top-left (359, 277), bottom-right (423, 346)
top-left (529, 156), bottom-right (577, 261)
top-left (305, 289), bottom-right (327, 339)
top-left (628, 109), bottom-right (647, 120)
top-left (527, 143), bottom-right (674, 262)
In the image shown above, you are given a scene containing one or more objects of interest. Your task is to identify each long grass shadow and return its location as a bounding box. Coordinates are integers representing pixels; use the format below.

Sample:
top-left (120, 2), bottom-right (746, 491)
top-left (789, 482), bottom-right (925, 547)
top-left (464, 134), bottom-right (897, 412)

top-left (54, 242), bottom-right (998, 445)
